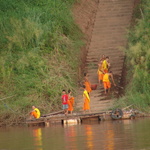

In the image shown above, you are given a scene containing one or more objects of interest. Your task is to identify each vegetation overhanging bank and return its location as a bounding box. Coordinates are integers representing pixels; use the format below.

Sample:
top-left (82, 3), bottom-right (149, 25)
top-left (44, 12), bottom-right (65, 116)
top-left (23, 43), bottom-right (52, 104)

top-left (0, 0), bottom-right (84, 125)
top-left (116, 0), bottom-right (150, 112)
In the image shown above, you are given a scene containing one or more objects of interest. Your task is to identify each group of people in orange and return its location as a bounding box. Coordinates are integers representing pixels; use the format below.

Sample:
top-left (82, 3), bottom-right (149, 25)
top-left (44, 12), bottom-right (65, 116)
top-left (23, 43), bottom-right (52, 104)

top-left (97, 55), bottom-right (116, 94)
top-left (29, 55), bottom-right (116, 119)
top-left (82, 55), bottom-right (116, 113)
top-left (61, 72), bottom-right (92, 115)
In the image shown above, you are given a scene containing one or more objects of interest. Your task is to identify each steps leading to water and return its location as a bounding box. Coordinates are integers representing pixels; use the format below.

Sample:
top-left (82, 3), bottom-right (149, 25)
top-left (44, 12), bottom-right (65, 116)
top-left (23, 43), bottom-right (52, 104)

top-left (76, 0), bottom-right (135, 113)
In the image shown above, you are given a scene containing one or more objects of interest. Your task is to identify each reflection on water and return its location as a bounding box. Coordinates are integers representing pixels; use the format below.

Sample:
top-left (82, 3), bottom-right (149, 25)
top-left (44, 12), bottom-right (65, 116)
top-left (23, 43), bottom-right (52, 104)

top-left (32, 128), bottom-right (43, 150)
top-left (1, 118), bottom-right (150, 149)
top-left (105, 124), bottom-right (115, 150)
top-left (64, 125), bottom-right (78, 150)
top-left (85, 125), bottom-right (94, 150)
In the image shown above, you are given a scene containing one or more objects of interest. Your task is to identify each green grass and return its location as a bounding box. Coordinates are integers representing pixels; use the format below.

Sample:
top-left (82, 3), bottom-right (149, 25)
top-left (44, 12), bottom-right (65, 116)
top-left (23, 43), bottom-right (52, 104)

top-left (115, 0), bottom-right (150, 112)
top-left (0, 0), bottom-right (83, 125)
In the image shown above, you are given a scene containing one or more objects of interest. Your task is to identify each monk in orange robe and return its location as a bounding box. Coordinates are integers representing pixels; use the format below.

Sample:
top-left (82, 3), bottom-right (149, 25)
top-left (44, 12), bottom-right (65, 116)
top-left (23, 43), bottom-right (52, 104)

top-left (97, 61), bottom-right (105, 85)
top-left (83, 85), bottom-right (91, 113)
top-left (30, 106), bottom-right (41, 119)
top-left (68, 90), bottom-right (75, 114)
top-left (84, 73), bottom-right (92, 94)
top-left (103, 71), bottom-right (116, 94)
top-left (102, 56), bottom-right (110, 73)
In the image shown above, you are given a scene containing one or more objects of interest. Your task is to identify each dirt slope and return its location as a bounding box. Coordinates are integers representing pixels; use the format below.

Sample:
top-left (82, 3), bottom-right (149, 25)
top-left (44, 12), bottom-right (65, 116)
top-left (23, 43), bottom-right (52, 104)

top-left (73, 0), bottom-right (99, 77)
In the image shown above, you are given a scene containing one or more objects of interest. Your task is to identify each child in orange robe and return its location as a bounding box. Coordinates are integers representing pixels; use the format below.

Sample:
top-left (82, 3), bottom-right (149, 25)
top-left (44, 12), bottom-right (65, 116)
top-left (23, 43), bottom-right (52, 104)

top-left (68, 90), bottom-right (75, 114)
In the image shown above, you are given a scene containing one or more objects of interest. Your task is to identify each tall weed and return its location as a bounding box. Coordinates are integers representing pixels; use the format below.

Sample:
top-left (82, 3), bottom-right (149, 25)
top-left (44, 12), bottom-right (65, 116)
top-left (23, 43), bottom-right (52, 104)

top-left (117, 0), bottom-right (150, 112)
top-left (0, 0), bottom-right (83, 124)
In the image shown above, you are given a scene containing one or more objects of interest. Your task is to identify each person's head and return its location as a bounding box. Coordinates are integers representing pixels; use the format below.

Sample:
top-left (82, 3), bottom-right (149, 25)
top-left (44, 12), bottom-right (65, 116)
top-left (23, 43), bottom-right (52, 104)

top-left (32, 106), bottom-right (36, 110)
top-left (100, 55), bottom-right (105, 61)
top-left (106, 56), bottom-right (109, 60)
top-left (62, 90), bottom-right (66, 94)
top-left (102, 54), bottom-right (105, 59)
top-left (68, 89), bottom-right (71, 94)
top-left (84, 73), bottom-right (87, 77)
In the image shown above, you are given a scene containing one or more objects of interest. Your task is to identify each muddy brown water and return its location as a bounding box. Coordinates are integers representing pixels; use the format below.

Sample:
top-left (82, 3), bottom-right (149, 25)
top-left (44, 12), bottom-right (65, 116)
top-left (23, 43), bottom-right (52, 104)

top-left (0, 118), bottom-right (150, 150)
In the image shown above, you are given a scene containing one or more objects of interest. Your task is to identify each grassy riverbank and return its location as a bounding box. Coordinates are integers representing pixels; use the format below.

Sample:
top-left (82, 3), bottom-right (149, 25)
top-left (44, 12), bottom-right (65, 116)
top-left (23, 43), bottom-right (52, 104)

top-left (116, 0), bottom-right (150, 112)
top-left (0, 0), bottom-right (83, 125)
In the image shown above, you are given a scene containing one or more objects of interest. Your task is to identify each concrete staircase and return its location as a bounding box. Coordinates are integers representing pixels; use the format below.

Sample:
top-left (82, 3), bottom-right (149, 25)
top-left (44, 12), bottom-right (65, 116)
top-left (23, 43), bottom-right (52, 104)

top-left (76, 0), bottom-right (135, 112)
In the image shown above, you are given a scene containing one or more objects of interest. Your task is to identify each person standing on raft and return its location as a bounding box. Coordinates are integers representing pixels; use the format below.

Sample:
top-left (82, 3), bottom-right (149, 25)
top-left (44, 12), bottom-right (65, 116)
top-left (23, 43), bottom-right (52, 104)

top-left (83, 73), bottom-right (92, 95)
top-left (103, 71), bottom-right (116, 94)
top-left (67, 89), bottom-right (75, 114)
top-left (30, 106), bottom-right (41, 119)
top-left (61, 90), bottom-right (69, 115)
top-left (83, 85), bottom-right (91, 113)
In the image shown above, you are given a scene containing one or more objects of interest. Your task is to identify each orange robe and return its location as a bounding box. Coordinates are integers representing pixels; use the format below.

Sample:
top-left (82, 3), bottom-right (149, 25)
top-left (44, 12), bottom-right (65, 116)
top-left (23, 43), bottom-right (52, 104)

top-left (97, 64), bottom-right (104, 81)
top-left (83, 90), bottom-right (90, 110)
top-left (102, 60), bottom-right (109, 73)
top-left (30, 108), bottom-right (40, 119)
top-left (68, 97), bottom-right (74, 111)
top-left (103, 74), bottom-right (111, 89)
top-left (84, 81), bottom-right (92, 93)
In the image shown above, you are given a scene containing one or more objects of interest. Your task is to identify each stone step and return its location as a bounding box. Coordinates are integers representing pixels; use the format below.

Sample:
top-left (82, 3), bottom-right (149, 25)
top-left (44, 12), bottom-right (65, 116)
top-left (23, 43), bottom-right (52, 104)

top-left (76, 101), bottom-right (115, 108)
top-left (86, 64), bottom-right (124, 68)
top-left (86, 59), bottom-right (124, 64)
top-left (76, 102), bottom-right (113, 108)
top-left (87, 52), bottom-right (124, 57)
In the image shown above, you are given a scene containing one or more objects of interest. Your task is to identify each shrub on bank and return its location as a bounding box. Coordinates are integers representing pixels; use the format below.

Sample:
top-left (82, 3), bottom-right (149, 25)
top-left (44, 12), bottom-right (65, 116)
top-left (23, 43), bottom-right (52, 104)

top-left (116, 0), bottom-right (150, 112)
top-left (0, 0), bottom-right (83, 123)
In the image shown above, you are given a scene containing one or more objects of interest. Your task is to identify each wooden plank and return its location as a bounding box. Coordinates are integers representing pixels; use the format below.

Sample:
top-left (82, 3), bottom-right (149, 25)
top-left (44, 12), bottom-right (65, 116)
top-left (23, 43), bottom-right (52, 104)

top-left (41, 110), bottom-right (64, 117)
top-left (26, 111), bottom-right (114, 126)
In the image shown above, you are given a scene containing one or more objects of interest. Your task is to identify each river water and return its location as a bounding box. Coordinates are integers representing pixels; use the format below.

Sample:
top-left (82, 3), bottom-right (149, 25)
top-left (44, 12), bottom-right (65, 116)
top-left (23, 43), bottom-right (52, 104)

top-left (0, 118), bottom-right (150, 150)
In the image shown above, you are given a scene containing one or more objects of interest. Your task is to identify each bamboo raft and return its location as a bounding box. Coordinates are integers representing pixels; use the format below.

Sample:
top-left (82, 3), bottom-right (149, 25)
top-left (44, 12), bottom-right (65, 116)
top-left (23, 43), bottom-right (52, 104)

top-left (26, 108), bottom-right (139, 127)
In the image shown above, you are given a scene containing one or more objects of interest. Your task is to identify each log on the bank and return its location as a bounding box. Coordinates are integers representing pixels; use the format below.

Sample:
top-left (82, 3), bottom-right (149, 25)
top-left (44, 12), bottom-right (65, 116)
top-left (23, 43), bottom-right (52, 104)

top-left (122, 111), bottom-right (135, 119)
top-left (41, 110), bottom-right (64, 117)
top-left (122, 104), bottom-right (133, 110)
